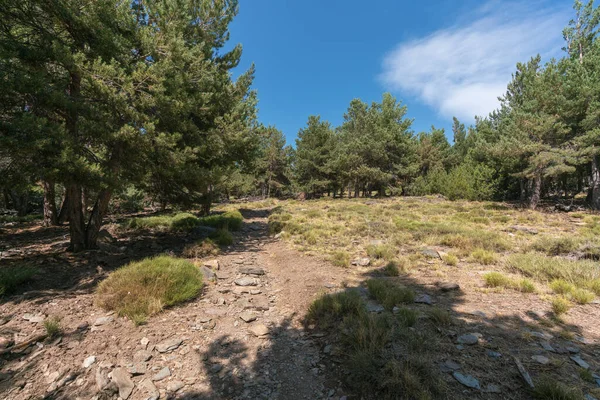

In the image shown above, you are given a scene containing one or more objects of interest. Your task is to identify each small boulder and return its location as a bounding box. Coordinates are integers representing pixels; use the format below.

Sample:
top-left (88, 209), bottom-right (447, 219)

top-left (167, 380), bottom-right (185, 393)
top-left (155, 337), bottom-right (183, 353)
top-left (152, 367), bottom-right (171, 381)
top-left (249, 323), bottom-right (269, 337)
top-left (235, 277), bottom-right (259, 286)
top-left (414, 294), bottom-right (432, 305)
top-left (531, 355), bottom-right (550, 365)
top-left (200, 266), bottom-right (217, 282)
top-left (110, 368), bottom-right (134, 400)
top-left (239, 267), bottom-right (265, 276)
top-left (421, 249), bottom-right (441, 259)
top-left (23, 313), bottom-right (45, 323)
top-left (93, 316), bottom-right (114, 326)
top-left (204, 259), bottom-right (220, 270)
top-left (239, 312), bottom-right (257, 323)
top-left (82, 355), bottom-right (96, 368)
top-left (438, 282), bottom-right (460, 292)
top-left (453, 372), bottom-right (480, 389)
top-left (133, 350), bottom-right (152, 363)
top-left (139, 379), bottom-right (159, 400)
top-left (457, 333), bottom-right (480, 345)
top-left (571, 355), bottom-right (590, 370)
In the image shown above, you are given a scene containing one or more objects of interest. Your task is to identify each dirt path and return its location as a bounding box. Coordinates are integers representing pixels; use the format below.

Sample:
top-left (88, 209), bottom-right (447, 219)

top-left (0, 210), bottom-right (349, 400)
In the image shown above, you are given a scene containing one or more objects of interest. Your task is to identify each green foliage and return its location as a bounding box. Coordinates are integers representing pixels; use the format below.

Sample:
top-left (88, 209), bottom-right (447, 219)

top-left (484, 272), bottom-right (511, 287)
top-left (43, 316), bottom-right (62, 338)
top-left (182, 239), bottom-right (220, 258)
top-left (366, 243), bottom-right (396, 261)
top-left (0, 266), bottom-right (37, 296)
top-left (306, 291), bottom-right (365, 328)
top-left (127, 213), bottom-right (199, 232)
top-left (532, 376), bottom-right (584, 400)
top-left (96, 256), bottom-right (203, 324)
top-left (200, 210), bottom-right (244, 231)
top-left (367, 279), bottom-right (415, 310)
top-left (427, 308), bottom-right (452, 326)
top-left (470, 248), bottom-right (497, 265)
top-left (442, 253), bottom-right (459, 266)
top-left (331, 251), bottom-right (350, 268)
top-left (209, 229), bottom-right (234, 246)
top-left (0, 214), bottom-right (43, 223)
top-left (552, 296), bottom-right (571, 316)
top-left (532, 236), bottom-right (580, 256)
top-left (383, 261), bottom-right (400, 276)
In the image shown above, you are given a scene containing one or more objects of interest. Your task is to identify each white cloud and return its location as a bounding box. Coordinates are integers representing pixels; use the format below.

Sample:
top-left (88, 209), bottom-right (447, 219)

top-left (381, 1), bottom-right (570, 121)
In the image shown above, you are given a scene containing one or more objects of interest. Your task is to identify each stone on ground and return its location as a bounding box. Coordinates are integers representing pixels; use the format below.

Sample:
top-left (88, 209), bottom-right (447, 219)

top-left (110, 368), bottom-right (134, 400)
top-left (152, 366), bottom-right (171, 381)
top-left (155, 337), bottom-right (183, 353)
top-left (453, 372), bottom-right (480, 389)
top-left (249, 323), bottom-right (269, 337)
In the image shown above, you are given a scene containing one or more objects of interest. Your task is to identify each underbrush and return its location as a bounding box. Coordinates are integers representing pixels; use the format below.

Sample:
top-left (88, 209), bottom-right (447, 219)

top-left (483, 272), bottom-right (536, 293)
top-left (126, 210), bottom-right (243, 232)
top-left (182, 238), bottom-right (220, 258)
top-left (506, 253), bottom-right (600, 295)
top-left (306, 291), bottom-right (444, 399)
top-left (0, 266), bottom-right (38, 296)
top-left (96, 256), bottom-right (203, 325)
top-left (0, 213), bottom-right (42, 223)
top-left (367, 279), bottom-right (415, 310)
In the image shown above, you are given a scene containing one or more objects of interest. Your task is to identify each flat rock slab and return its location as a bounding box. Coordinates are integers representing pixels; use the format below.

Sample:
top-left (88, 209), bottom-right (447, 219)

top-left (22, 313), bottom-right (45, 323)
top-left (235, 277), bottom-right (259, 286)
top-left (531, 355), bottom-right (550, 365)
top-left (167, 380), bottom-right (185, 393)
top-left (110, 368), bottom-right (135, 400)
top-left (239, 267), bottom-right (265, 276)
top-left (438, 282), bottom-right (460, 292)
top-left (249, 323), bottom-right (269, 337)
top-left (352, 258), bottom-right (371, 267)
top-left (571, 355), bottom-right (590, 369)
top-left (155, 338), bottom-right (183, 353)
top-left (134, 350), bottom-right (152, 363)
top-left (457, 333), bottom-right (481, 345)
top-left (82, 355), bottom-right (96, 368)
top-left (200, 266), bottom-right (217, 282)
top-left (414, 294), bottom-right (432, 305)
top-left (239, 312), bottom-right (257, 323)
top-left (453, 372), bottom-right (480, 389)
top-left (421, 249), bottom-right (441, 259)
top-left (204, 260), bottom-right (220, 270)
top-left (152, 367), bottom-right (171, 381)
top-left (139, 379), bottom-right (159, 400)
top-left (513, 356), bottom-right (534, 388)
top-left (440, 360), bottom-right (461, 372)
top-left (93, 316), bottom-right (114, 326)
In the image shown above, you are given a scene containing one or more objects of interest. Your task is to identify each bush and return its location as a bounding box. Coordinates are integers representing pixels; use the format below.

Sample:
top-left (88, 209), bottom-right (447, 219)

top-left (549, 279), bottom-right (575, 295)
top-left (532, 377), bottom-right (584, 400)
top-left (518, 279), bottom-right (536, 293)
top-left (484, 272), bottom-right (511, 288)
top-left (96, 256), bottom-right (203, 324)
top-left (551, 297), bottom-right (571, 316)
top-left (306, 291), bottom-right (364, 328)
top-left (171, 213), bottom-right (201, 231)
top-left (383, 261), bottom-right (400, 276)
top-left (182, 238), bottom-right (220, 258)
top-left (532, 236), bottom-right (580, 256)
top-left (44, 316), bottom-right (62, 338)
top-left (367, 279), bottom-right (415, 310)
top-left (209, 229), bottom-right (234, 246)
top-left (470, 248), bottom-right (497, 265)
top-left (571, 288), bottom-right (595, 304)
top-left (331, 251), bottom-right (350, 268)
top-left (0, 266), bottom-right (37, 296)
top-left (200, 210), bottom-right (244, 231)
top-left (442, 253), bottom-right (458, 266)
top-left (126, 212), bottom-right (200, 231)
top-left (366, 244), bottom-right (396, 261)
top-left (427, 308), bottom-right (452, 326)
top-left (395, 307), bottom-right (418, 327)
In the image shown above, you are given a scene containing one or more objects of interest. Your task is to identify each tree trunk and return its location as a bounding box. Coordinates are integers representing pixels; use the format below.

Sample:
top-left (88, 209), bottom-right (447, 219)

top-left (529, 173), bottom-right (542, 210)
top-left (85, 189), bottom-right (112, 249)
top-left (42, 180), bottom-right (58, 226)
top-left (590, 155), bottom-right (600, 210)
top-left (9, 190), bottom-right (29, 216)
top-left (57, 191), bottom-right (70, 224)
top-left (67, 183), bottom-right (86, 252)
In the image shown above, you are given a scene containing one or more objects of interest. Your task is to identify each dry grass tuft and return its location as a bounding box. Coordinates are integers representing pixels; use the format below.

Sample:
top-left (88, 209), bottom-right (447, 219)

top-left (96, 256), bottom-right (203, 325)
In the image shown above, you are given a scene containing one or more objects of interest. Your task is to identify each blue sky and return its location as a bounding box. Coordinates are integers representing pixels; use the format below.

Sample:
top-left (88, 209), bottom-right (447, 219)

top-left (228, 0), bottom-right (572, 145)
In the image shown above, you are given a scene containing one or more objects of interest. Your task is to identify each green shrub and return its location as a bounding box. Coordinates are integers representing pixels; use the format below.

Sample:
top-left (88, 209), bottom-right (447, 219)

top-left (470, 248), bottom-right (497, 265)
top-left (442, 253), bottom-right (458, 266)
top-left (171, 213), bottom-right (201, 231)
top-left (306, 291), bottom-right (364, 328)
top-left (0, 214), bottom-right (43, 223)
top-left (182, 238), bottom-right (220, 258)
top-left (200, 210), bottom-right (244, 231)
top-left (532, 236), bottom-right (580, 256)
top-left (484, 272), bottom-right (511, 288)
top-left (570, 288), bottom-right (595, 304)
top-left (0, 266), bottom-right (37, 296)
top-left (331, 251), bottom-right (350, 268)
top-left (366, 244), bottom-right (395, 261)
top-left (550, 279), bottom-right (575, 295)
top-left (367, 279), bottom-right (415, 310)
top-left (551, 297), bottom-right (571, 316)
top-left (532, 377), bottom-right (584, 400)
top-left (395, 307), bottom-right (418, 327)
top-left (209, 229), bottom-right (233, 246)
top-left (427, 308), bottom-right (452, 326)
top-left (383, 261), bottom-right (400, 276)
top-left (96, 256), bottom-right (203, 324)
top-left (518, 279), bottom-right (536, 293)
top-left (44, 316), bottom-right (62, 338)
top-left (126, 212), bottom-right (199, 231)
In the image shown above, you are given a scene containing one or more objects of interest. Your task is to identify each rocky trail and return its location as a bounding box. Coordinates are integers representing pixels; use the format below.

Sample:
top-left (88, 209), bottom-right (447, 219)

top-left (0, 210), bottom-right (349, 400)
